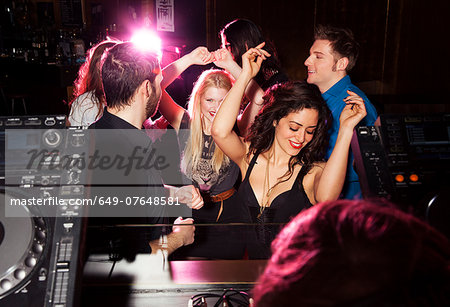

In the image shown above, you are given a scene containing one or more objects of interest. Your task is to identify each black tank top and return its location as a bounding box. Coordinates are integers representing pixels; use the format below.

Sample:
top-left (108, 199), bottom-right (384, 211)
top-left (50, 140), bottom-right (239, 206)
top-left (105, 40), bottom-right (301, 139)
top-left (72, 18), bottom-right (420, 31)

top-left (238, 152), bottom-right (313, 258)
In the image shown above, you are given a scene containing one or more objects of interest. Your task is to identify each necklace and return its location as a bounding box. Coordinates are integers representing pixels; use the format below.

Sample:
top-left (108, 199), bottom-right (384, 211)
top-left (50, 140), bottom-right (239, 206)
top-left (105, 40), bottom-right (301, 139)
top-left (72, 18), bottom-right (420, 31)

top-left (258, 150), bottom-right (277, 218)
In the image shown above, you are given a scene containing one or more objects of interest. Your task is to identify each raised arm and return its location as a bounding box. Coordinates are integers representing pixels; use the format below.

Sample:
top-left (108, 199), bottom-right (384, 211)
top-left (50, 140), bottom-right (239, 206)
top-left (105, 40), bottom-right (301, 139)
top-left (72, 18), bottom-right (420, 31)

top-left (212, 47), bottom-right (242, 78)
top-left (157, 91), bottom-right (184, 131)
top-left (159, 47), bottom-right (214, 130)
top-left (238, 72), bottom-right (266, 137)
top-left (213, 44), bottom-right (269, 137)
top-left (211, 47), bottom-right (267, 166)
top-left (161, 47), bottom-right (214, 89)
top-left (313, 91), bottom-right (367, 203)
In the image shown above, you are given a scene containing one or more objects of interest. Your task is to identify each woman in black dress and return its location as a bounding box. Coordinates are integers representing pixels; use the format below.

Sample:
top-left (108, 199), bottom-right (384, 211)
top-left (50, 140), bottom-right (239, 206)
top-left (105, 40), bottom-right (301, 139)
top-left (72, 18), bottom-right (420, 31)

top-left (212, 46), bottom-right (367, 258)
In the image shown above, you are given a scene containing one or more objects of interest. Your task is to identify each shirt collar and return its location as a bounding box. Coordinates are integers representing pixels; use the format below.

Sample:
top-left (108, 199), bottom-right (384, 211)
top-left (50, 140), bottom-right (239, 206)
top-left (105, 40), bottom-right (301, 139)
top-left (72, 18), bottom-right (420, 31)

top-left (102, 108), bottom-right (138, 129)
top-left (323, 75), bottom-right (352, 98)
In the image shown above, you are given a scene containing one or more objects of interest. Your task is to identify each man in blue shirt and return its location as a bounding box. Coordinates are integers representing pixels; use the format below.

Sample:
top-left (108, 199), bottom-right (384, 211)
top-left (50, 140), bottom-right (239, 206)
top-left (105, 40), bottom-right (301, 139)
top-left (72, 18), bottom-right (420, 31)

top-left (305, 25), bottom-right (378, 199)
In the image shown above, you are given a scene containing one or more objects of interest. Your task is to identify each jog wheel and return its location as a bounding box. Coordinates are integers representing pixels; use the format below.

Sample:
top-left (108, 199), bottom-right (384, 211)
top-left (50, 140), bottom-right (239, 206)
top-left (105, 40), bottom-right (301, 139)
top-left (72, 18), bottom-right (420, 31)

top-left (0, 191), bottom-right (49, 299)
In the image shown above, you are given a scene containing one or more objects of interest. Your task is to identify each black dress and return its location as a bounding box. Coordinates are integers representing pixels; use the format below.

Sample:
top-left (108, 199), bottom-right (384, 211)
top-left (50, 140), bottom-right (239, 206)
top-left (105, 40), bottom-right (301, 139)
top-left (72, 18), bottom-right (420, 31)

top-left (238, 153), bottom-right (313, 259)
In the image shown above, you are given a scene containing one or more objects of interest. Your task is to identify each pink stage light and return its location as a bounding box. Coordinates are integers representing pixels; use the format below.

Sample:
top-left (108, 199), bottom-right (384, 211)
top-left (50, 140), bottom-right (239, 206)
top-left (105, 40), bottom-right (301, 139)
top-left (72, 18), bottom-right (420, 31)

top-left (130, 29), bottom-right (162, 59)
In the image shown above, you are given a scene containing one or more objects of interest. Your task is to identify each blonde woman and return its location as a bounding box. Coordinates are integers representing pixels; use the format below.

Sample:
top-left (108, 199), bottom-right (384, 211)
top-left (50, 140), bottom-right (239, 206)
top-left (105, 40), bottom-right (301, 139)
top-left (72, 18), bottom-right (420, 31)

top-left (159, 47), bottom-right (263, 259)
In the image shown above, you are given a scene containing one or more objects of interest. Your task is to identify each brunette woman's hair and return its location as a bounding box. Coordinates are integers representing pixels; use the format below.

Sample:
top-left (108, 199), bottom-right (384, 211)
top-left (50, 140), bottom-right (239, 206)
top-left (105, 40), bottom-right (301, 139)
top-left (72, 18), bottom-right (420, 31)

top-left (246, 81), bottom-right (331, 179)
top-left (220, 19), bottom-right (283, 77)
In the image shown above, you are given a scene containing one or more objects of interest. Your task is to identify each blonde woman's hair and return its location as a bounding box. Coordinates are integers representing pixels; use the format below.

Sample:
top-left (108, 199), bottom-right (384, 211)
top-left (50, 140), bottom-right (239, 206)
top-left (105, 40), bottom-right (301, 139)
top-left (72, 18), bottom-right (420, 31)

top-left (181, 69), bottom-right (234, 178)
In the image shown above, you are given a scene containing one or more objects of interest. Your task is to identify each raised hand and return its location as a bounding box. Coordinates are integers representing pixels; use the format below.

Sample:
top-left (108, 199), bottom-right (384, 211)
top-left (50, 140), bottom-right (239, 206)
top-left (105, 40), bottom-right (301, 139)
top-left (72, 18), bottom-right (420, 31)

top-left (174, 185), bottom-right (204, 210)
top-left (339, 90), bottom-right (367, 129)
top-left (241, 42), bottom-right (270, 79)
top-left (212, 48), bottom-right (235, 70)
top-left (187, 46), bottom-right (215, 65)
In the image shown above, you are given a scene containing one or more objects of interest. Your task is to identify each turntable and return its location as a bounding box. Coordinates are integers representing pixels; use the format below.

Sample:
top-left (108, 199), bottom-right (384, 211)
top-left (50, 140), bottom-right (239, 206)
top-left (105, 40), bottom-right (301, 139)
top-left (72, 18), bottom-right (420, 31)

top-left (0, 115), bottom-right (86, 307)
top-left (0, 192), bottom-right (53, 305)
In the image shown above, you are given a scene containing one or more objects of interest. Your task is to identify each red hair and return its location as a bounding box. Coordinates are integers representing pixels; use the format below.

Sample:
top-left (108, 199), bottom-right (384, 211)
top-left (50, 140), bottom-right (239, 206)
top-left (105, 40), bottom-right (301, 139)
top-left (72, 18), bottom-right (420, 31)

top-left (253, 199), bottom-right (450, 306)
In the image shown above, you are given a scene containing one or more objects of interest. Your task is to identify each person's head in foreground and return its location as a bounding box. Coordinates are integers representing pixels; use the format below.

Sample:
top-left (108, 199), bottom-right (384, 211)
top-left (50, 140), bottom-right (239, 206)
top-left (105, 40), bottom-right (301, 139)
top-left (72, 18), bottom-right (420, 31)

top-left (253, 199), bottom-right (450, 306)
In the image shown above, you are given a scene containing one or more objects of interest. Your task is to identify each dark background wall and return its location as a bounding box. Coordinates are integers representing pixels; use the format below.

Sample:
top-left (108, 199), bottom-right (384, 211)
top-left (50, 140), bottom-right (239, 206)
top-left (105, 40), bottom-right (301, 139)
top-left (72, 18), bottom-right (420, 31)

top-left (1, 0), bottom-right (449, 116)
top-left (208, 0), bottom-right (450, 114)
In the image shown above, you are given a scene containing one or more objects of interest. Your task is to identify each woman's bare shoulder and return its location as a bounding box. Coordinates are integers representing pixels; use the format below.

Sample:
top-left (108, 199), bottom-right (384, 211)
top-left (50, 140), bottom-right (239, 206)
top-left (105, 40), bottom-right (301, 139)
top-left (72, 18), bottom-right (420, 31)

top-left (239, 141), bottom-right (253, 175)
top-left (306, 161), bottom-right (326, 174)
top-left (303, 162), bottom-right (326, 195)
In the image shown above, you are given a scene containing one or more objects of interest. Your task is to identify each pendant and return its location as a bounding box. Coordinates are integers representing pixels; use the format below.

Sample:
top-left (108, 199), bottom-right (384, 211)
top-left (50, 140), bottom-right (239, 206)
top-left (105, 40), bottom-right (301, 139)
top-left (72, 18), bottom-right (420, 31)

top-left (257, 206), bottom-right (265, 219)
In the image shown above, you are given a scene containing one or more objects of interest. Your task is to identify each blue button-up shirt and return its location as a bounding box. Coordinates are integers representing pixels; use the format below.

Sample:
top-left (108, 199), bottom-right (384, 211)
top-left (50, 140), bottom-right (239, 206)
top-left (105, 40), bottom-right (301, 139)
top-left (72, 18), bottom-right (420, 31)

top-left (322, 75), bottom-right (378, 199)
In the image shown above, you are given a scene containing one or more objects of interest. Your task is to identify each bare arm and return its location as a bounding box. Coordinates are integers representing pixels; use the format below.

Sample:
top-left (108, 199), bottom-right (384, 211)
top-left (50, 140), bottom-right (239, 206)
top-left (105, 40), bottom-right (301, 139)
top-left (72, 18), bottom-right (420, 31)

top-left (212, 47), bottom-right (242, 78)
top-left (158, 91), bottom-right (185, 131)
top-left (159, 47), bottom-right (214, 130)
top-left (238, 78), bottom-right (266, 137)
top-left (313, 91), bottom-right (367, 203)
top-left (161, 47), bottom-right (214, 89)
top-left (213, 44), bottom-right (269, 137)
top-left (211, 47), bottom-right (267, 165)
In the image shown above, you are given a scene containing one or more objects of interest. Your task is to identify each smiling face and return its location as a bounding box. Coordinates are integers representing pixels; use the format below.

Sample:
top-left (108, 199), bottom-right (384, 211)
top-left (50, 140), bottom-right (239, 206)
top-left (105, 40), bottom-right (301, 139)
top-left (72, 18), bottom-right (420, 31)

top-left (304, 39), bottom-right (346, 93)
top-left (273, 108), bottom-right (319, 157)
top-left (200, 86), bottom-right (228, 124)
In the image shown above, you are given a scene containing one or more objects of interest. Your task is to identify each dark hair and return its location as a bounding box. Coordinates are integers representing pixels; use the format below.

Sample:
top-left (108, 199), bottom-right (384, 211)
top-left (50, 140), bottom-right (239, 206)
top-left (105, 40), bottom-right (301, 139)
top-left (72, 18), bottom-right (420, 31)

top-left (253, 199), bottom-right (450, 306)
top-left (70, 39), bottom-right (118, 117)
top-left (101, 42), bottom-right (160, 109)
top-left (220, 19), bottom-right (283, 79)
top-left (314, 24), bottom-right (360, 72)
top-left (246, 81), bottom-right (331, 177)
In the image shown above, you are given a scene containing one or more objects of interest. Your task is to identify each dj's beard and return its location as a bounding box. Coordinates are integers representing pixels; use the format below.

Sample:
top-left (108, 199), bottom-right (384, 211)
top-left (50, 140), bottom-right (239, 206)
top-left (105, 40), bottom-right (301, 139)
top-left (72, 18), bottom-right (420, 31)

top-left (145, 83), bottom-right (161, 118)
